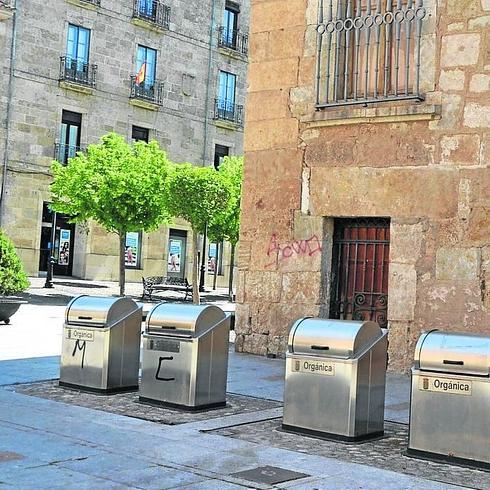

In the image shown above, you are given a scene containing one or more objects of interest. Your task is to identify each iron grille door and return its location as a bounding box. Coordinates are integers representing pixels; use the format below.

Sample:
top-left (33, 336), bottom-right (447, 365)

top-left (330, 218), bottom-right (390, 328)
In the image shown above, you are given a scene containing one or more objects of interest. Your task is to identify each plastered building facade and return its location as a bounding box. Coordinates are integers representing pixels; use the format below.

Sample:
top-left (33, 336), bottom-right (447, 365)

top-left (236, 0), bottom-right (489, 370)
top-left (0, 0), bottom-right (249, 286)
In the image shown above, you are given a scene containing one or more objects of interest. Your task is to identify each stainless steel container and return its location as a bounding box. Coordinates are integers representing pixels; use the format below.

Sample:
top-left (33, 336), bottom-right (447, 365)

top-left (408, 329), bottom-right (490, 468)
top-left (139, 303), bottom-right (230, 410)
top-left (60, 295), bottom-right (142, 393)
top-left (282, 318), bottom-right (388, 442)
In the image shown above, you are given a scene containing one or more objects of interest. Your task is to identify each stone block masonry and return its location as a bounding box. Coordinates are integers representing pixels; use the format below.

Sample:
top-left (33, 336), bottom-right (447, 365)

top-left (237, 0), bottom-right (489, 370)
top-left (0, 0), bottom-right (249, 287)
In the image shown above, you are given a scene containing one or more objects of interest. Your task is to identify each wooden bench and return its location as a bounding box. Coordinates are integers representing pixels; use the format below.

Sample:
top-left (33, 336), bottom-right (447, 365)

top-left (142, 276), bottom-right (192, 301)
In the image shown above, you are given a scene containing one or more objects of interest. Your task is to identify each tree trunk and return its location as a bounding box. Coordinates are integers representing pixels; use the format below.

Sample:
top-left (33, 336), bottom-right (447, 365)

top-left (118, 232), bottom-right (126, 296)
top-left (228, 242), bottom-right (236, 301)
top-left (213, 242), bottom-right (219, 290)
top-left (192, 230), bottom-right (200, 305)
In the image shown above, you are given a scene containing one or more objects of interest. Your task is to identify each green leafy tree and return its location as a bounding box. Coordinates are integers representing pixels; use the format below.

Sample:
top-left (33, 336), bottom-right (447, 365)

top-left (208, 156), bottom-right (243, 299)
top-left (50, 133), bottom-right (170, 295)
top-left (165, 164), bottom-right (232, 304)
top-left (0, 230), bottom-right (29, 296)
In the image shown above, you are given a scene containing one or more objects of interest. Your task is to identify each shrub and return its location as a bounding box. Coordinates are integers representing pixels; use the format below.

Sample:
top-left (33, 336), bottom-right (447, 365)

top-left (0, 230), bottom-right (29, 296)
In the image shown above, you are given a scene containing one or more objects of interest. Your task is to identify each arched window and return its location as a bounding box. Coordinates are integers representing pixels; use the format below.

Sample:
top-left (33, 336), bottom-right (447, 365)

top-left (315, 0), bottom-right (427, 107)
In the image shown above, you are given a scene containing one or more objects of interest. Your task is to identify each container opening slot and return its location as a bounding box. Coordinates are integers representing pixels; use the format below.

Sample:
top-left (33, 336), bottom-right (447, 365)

top-left (311, 345), bottom-right (330, 351)
top-left (78, 316), bottom-right (93, 320)
top-left (443, 360), bottom-right (464, 366)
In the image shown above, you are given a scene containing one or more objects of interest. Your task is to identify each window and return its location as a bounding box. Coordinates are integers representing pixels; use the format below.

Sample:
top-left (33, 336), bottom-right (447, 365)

top-left (214, 144), bottom-right (229, 170)
top-left (221, 2), bottom-right (239, 47)
top-left (64, 24), bottom-right (92, 84)
top-left (315, 0), bottom-right (427, 108)
top-left (208, 242), bottom-right (224, 275)
top-left (137, 0), bottom-right (155, 17)
top-left (132, 126), bottom-right (149, 143)
top-left (67, 24), bottom-right (90, 63)
top-left (57, 110), bottom-right (82, 164)
top-left (125, 232), bottom-right (142, 269)
top-left (136, 45), bottom-right (157, 89)
top-left (217, 71), bottom-right (236, 115)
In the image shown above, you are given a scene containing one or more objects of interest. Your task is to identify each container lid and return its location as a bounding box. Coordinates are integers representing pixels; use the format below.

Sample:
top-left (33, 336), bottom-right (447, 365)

top-left (146, 303), bottom-right (226, 337)
top-left (66, 295), bottom-right (140, 327)
top-left (288, 318), bottom-right (384, 358)
top-left (415, 330), bottom-right (489, 377)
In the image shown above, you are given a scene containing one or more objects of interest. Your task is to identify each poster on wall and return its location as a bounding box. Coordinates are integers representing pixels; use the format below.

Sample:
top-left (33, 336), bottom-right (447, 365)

top-left (58, 229), bottom-right (71, 265)
top-left (167, 239), bottom-right (182, 273)
top-left (207, 243), bottom-right (217, 274)
top-left (125, 232), bottom-right (139, 267)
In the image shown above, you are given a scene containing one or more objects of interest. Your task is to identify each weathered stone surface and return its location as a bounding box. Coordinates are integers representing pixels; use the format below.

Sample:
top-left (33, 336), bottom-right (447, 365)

top-left (469, 73), bottom-right (490, 92)
top-left (439, 69), bottom-right (465, 91)
top-left (440, 134), bottom-right (481, 165)
top-left (447, 0), bottom-right (481, 18)
top-left (309, 167), bottom-right (459, 220)
top-left (464, 103), bottom-right (490, 128)
top-left (390, 221), bottom-right (425, 265)
top-left (388, 264), bottom-right (417, 322)
top-left (244, 118), bottom-right (299, 152)
top-left (436, 248), bottom-right (481, 281)
top-left (281, 271), bottom-right (322, 303)
top-left (441, 34), bottom-right (481, 67)
top-left (244, 271), bottom-right (282, 303)
top-left (247, 58), bottom-right (299, 93)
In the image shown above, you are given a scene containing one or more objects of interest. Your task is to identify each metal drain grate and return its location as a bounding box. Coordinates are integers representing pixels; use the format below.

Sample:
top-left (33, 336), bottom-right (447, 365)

top-left (231, 465), bottom-right (309, 485)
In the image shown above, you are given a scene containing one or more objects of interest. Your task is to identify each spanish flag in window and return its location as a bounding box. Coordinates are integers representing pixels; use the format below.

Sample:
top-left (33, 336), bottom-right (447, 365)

top-left (135, 62), bottom-right (146, 85)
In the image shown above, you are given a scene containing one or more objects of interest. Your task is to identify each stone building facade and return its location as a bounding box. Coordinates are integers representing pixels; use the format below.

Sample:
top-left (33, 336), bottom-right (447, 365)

top-left (236, 0), bottom-right (489, 370)
top-left (0, 0), bottom-right (249, 286)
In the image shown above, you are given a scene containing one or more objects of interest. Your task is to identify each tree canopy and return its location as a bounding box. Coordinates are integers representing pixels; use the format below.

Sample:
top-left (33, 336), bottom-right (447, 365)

top-left (50, 132), bottom-right (171, 294)
top-left (165, 163), bottom-right (233, 303)
top-left (208, 156), bottom-right (243, 247)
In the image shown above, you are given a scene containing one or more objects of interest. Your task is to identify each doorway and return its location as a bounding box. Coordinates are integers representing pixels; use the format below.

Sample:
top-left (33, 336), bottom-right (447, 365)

top-left (329, 218), bottom-right (390, 328)
top-left (39, 203), bottom-right (76, 277)
top-left (167, 229), bottom-right (187, 279)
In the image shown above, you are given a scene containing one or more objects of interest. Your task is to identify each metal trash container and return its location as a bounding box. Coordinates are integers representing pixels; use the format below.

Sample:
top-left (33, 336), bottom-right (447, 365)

top-left (408, 329), bottom-right (490, 468)
top-left (60, 295), bottom-right (142, 393)
top-left (282, 318), bottom-right (388, 442)
top-left (139, 303), bottom-right (230, 410)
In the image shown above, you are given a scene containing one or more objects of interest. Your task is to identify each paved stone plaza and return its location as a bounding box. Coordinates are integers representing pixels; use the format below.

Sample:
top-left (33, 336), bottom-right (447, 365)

top-left (0, 286), bottom-right (488, 489)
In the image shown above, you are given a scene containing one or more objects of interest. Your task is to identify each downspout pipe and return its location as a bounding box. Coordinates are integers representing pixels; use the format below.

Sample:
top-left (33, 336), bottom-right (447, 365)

top-left (202, 0), bottom-right (217, 167)
top-left (0, 0), bottom-right (19, 226)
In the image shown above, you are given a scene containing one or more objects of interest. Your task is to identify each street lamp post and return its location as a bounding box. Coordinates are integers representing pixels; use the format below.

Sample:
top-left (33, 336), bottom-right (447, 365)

top-left (44, 211), bottom-right (57, 289)
top-left (199, 223), bottom-right (207, 292)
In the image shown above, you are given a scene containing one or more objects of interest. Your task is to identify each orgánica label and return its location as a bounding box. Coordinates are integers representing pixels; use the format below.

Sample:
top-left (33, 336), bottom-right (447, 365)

top-left (419, 376), bottom-right (472, 396)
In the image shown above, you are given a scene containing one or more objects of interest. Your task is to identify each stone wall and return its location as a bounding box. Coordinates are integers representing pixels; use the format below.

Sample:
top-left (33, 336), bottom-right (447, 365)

top-left (237, 0), bottom-right (489, 370)
top-left (0, 0), bottom-right (248, 285)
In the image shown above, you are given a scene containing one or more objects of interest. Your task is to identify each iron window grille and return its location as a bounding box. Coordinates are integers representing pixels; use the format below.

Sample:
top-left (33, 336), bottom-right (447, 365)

top-left (60, 56), bottom-right (97, 88)
top-left (218, 27), bottom-right (249, 55)
top-left (133, 0), bottom-right (170, 29)
top-left (315, 0), bottom-right (427, 108)
top-left (214, 99), bottom-right (243, 126)
top-left (54, 143), bottom-right (85, 165)
top-left (0, 0), bottom-right (14, 8)
top-left (130, 76), bottom-right (164, 105)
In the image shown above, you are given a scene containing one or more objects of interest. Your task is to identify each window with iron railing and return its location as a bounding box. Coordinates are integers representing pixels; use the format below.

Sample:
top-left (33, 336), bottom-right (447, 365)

top-left (218, 27), bottom-right (249, 55)
top-left (133, 0), bottom-right (170, 29)
top-left (54, 143), bottom-right (85, 165)
top-left (60, 56), bottom-right (97, 87)
top-left (315, 0), bottom-right (427, 108)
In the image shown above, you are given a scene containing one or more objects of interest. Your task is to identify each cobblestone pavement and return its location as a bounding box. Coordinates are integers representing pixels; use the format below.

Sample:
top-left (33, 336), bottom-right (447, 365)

top-left (13, 381), bottom-right (281, 425)
top-left (211, 419), bottom-right (490, 490)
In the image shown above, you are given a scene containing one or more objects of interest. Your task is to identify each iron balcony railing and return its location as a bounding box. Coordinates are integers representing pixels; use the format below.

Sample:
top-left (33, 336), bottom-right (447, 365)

top-left (218, 27), bottom-right (249, 56)
top-left (54, 143), bottom-right (85, 165)
top-left (78, 0), bottom-right (100, 5)
top-left (315, 0), bottom-right (427, 108)
top-left (133, 0), bottom-right (170, 29)
top-left (214, 99), bottom-right (244, 126)
top-left (60, 56), bottom-right (97, 88)
top-left (130, 76), bottom-right (164, 105)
